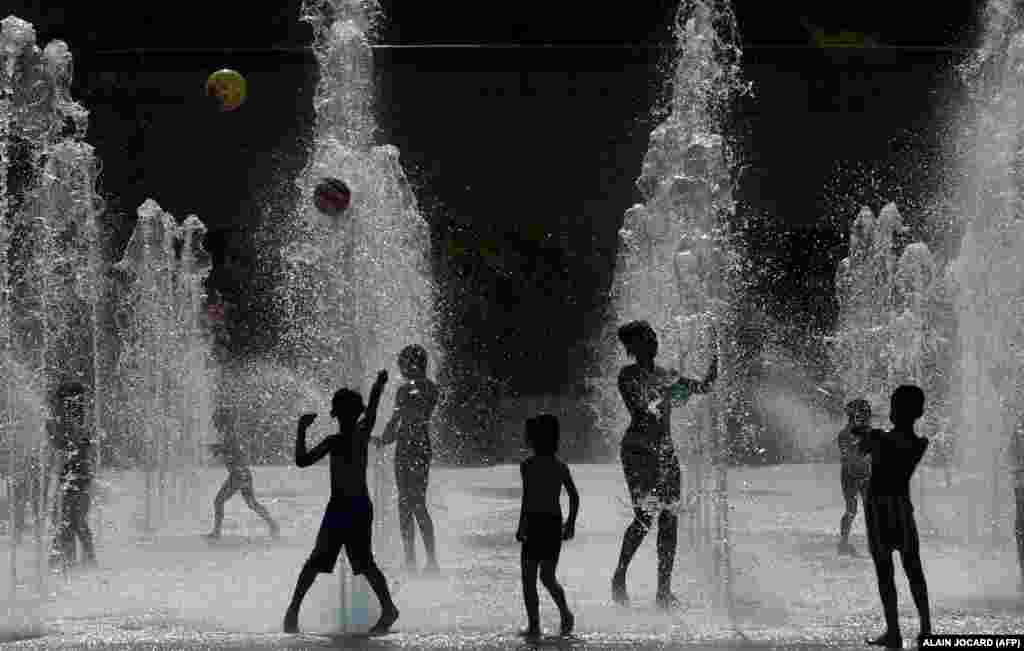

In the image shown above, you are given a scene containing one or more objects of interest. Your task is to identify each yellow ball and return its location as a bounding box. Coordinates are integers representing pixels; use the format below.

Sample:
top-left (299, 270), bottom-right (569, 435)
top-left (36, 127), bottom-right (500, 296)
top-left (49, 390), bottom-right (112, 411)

top-left (206, 69), bottom-right (247, 112)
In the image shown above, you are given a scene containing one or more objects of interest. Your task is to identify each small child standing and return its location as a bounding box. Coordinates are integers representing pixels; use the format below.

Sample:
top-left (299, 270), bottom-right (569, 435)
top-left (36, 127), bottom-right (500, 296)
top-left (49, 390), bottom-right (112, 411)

top-left (49, 382), bottom-right (96, 568)
top-left (516, 414), bottom-right (579, 639)
top-left (204, 408), bottom-right (279, 540)
top-left (856, 385), bottom-right (932, 649)
top-left (373, 344), bottom-right (440, 573)
top-left (836, 398), bottom-right (872, 555)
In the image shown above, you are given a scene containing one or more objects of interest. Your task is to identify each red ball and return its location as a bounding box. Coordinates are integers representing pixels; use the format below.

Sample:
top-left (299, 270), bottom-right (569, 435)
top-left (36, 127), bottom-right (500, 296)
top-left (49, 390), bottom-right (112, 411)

top-left (314, 177), bottom-right (352, 217)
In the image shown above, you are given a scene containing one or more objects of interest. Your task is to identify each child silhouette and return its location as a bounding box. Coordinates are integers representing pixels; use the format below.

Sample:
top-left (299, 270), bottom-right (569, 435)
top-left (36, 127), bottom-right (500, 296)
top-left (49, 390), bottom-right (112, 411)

top-left (203, 407), bottom-right (279, 540)
top-left (612, 320), bottom-right (717, 609)
top-left (837, 398), bottom-right (872, 555)
top-left (516, 414), bottom-right (579, 639)
top-left (49, 381), bottom-right (96, 569)
top-left (857, 385), bottom-right (932, 649)
top-left (373, 345), bottom-right (440, 573)
top-left (283, 370), bottom-right (399, 635)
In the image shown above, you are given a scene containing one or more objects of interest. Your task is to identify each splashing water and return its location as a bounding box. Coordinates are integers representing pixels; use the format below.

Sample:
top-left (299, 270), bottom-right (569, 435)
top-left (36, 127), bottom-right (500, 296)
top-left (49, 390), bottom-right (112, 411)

top-left (602, 0), bottom-right (750, 617)
top-left (269, 0), bottom-right (443, 629)
top-left (945, 0), bottom-right (1024, 548)
top-left (1, 13), bottom-right (216, 631)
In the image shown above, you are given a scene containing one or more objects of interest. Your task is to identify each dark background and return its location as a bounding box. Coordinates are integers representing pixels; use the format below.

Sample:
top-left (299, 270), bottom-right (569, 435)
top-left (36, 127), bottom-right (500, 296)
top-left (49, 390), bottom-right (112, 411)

top-left (5, 0), bottom-right (983, 404)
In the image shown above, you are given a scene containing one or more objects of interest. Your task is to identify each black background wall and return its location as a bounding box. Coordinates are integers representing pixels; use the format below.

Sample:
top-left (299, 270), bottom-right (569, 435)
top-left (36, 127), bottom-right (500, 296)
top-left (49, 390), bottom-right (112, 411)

top-left (3, 1), bottom-right (985, 460)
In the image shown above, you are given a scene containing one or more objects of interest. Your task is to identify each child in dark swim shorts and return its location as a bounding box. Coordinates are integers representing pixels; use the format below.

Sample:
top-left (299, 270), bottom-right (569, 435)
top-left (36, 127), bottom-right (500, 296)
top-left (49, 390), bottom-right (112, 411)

top-left (283, 370), bottom-right (399, 635)
top-left (516, 414), bottom-right (580, 639)
top-left (856, 385), bottom-right (932, 650)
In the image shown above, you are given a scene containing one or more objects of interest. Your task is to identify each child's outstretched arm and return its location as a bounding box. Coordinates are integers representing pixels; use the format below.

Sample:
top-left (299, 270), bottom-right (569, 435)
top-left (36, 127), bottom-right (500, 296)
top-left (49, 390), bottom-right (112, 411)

top-left (563, 463), bottom-right (579, 540)
top-left (358, 370), bottom-right (388, 442)
top-left (667, 354), bottom-right (718, 405)
top-left (375, 386), bottom-right (406, 448)
top-left (295, 414), bottom-right (332, 467)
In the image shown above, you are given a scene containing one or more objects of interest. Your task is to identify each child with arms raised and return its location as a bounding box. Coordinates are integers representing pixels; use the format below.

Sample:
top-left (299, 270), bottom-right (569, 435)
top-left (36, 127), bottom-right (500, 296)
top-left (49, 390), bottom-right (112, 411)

top-left (283, 370), bottom-right (399, 635)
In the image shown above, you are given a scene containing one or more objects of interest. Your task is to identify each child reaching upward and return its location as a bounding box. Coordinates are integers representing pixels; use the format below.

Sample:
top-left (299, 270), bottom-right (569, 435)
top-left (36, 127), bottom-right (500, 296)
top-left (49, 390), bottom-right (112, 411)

top-left (204, 408), bottom-right (279, 540)
top-left (856, 385), bottom-right (932, 649)
top-left (373, 344), bottom-right (440, 573)
top-left (516, 414), bottom-right (579, 640)
top-left (283, 370), bottom-right (399, 635)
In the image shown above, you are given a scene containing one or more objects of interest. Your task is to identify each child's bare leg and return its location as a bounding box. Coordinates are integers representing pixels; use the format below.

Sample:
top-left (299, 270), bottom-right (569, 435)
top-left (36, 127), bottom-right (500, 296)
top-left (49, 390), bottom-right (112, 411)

top-left (868, 548), bottom-right (902, 646)
top-left (521, 550), bottom-right (541, 635)
top-left (613, 507), bottom-right (651, 603)
top-left (413, 497), bottom-right (437, 569)
top-left (72, 492), bottom-right (96, 565)
top-left (396, 488), bottom-right (416, 568)
top-left (840, 492), bottom-right (858, 547)
top-left (241, 486), bottom-right (279, 536)
top-left (283, 561), bottom-right (318, 632)
top-left (655, 509), bottom-right (679, 607)
top-left (208, 478), bottom-right (235, 538)
top-left (900, 548), bottom-right (931, 635)
top-left (540, 559), bottom-right (573, 634)
top-left (363, 563), bottom-right (399, 633)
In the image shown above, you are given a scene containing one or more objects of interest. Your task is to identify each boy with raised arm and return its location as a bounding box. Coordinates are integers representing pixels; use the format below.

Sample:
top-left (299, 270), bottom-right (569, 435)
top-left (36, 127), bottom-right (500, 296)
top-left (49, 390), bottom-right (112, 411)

top-left (857, 385), bottom-right (932, 649)
top-left (516, 414), bottom-right (579, 639)
top-left (283, 370), bottom-right (399, 635)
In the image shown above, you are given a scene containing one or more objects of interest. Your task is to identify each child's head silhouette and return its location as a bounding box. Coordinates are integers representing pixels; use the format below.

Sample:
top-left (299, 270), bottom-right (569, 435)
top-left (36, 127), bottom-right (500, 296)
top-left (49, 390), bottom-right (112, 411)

top-left (890, 385), bottom-right (925, 424)
top-left (331, 388), bottom-right (364, 424)
top-left (398, 344), bottom-right (428, 379)
top-left (618, 320), bottom-right (658, 360)
top-left (845, 398), bottom-right (871, 426)
top-left (525, 414), bottom-right (560, 456)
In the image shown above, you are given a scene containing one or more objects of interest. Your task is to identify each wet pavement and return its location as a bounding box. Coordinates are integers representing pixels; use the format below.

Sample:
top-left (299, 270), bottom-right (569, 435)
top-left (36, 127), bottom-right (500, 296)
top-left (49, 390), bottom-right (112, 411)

top-left (2, 463), bottom-right (1021, 649)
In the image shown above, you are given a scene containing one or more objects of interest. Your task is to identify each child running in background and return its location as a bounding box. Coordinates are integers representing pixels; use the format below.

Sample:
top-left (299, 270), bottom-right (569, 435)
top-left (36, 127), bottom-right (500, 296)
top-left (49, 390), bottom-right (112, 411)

top-left (284, 370), bottom-right (399, 635)
top-left (204, 408), bottom-right (279, 540)
top-left (856, 385), bottom-right (932, 649)
top-left (837, 398), bottom-right (872, 555)
top-left (516, 414), bottom-right (579, 640)
top-left (374, 344), bottom-right (440, 573)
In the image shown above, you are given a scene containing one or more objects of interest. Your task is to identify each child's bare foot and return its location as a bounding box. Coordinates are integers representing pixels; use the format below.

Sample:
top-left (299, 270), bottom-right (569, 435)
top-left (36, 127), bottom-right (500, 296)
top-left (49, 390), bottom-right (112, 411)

top-left (518, 627), bottom-right (541, 640)
top-left (369, 606), bottom-right (398, 635)
top-left (203, 532), bottom-right (220, 540)
top-left (655, 591), bottom-right (681, 611)
top-left (560, 611), bottom-right (574, 636)
top-left (866, 632), bottom-right (902, 649)
top-left (282, 610), bottom-right (299, 634)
